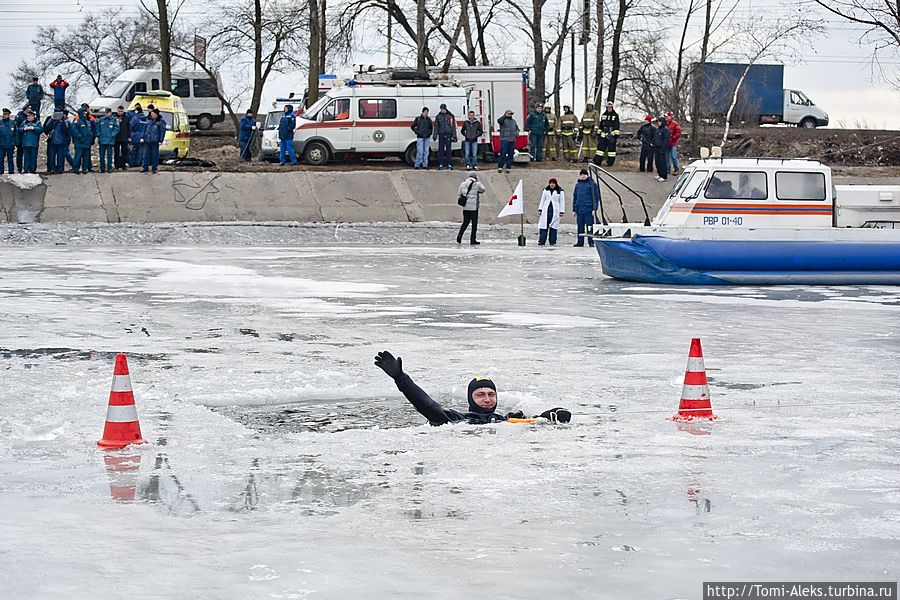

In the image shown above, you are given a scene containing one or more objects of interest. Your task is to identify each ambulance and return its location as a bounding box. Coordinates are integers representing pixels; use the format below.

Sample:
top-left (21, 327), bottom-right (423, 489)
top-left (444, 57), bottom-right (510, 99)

top-left (261, 79), bottom-right (468, 165)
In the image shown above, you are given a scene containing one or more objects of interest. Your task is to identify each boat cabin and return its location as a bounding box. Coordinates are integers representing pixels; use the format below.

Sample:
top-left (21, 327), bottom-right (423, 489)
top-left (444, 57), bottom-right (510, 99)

top-left (653, 158), bottom-right (900, 229)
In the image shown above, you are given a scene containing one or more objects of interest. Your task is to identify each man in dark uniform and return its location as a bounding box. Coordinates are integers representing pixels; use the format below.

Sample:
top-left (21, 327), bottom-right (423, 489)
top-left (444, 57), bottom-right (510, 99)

top-left (594, 101), bottom-right (621, 167)
top-left (375, 351), bottom-right (571, 425)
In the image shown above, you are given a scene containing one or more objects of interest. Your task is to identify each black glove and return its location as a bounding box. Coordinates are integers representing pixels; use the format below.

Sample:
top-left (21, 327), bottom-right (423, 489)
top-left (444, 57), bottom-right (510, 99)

top-left (538, 408), bottom-right (572, 423)
top-left (374, 350), bottom-right (403, 379)
top-left (505, 410), bottom-right (526, 420)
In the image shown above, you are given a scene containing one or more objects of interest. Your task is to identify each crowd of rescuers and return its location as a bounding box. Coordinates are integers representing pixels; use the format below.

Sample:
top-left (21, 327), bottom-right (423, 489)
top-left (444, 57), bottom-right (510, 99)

top-left (375, 350), bottom-right (572, 425)
top-left (3, 79), bottom-right (683, 179)
top-left (1, 74), bottom-right (167, 175)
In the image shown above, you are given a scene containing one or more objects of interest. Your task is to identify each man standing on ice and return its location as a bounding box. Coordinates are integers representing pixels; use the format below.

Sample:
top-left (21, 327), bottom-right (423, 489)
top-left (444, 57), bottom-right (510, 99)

top-left (374, 351), bottom-right (571, 425)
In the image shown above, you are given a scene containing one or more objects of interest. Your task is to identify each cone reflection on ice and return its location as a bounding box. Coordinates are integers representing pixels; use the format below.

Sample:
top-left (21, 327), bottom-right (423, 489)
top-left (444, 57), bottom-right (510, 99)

top-left (97, 353), bottom-right (147, 449)
top-left (671, 338), bottom-right (717, 421)
top-left (104, 454), bottom-right (141, 502)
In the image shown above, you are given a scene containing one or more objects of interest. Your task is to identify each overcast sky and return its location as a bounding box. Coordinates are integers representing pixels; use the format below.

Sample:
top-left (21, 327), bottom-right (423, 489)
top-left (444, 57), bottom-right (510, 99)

top-left (3, 0), bottom-right (899, 128)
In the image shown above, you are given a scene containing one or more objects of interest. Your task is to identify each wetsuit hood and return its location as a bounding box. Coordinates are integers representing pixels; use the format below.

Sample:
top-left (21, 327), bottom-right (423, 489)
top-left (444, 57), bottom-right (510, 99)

top-left (467, 377), bottom-right (497, 414)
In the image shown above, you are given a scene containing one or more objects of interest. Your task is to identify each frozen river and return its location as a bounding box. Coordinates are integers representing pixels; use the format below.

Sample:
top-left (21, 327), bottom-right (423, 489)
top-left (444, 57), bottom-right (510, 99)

top-left (1, 230), bottom-right (898, 598)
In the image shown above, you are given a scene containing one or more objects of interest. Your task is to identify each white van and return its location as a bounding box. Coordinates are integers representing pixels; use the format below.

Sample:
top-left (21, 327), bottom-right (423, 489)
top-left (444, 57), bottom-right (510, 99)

top-left (260, 93), bottom-right (304, 161)
top-left (261, 82), bottom-right (469, 165)
top-left (90, 69), bottom-right (225, 130)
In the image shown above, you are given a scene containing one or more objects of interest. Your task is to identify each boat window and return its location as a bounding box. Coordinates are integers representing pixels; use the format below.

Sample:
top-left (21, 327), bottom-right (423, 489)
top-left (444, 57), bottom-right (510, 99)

top-left (705, 170), bottom-right (768, 200)
top-left (358, 99), bottom-right (397, 119)
top-left (668, 170), bottom-right (692, 198)
top-left (680, 170), bottom-right (708, 199)
top-left (775, 171), bottom-right (826, 201)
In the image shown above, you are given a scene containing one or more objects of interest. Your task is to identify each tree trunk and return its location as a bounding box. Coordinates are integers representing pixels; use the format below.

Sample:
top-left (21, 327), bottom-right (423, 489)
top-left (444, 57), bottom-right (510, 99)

top-left (674, 0), bottom-right (695, 115)
top-left (308, 0), bottom-right (321, 106)
top-left (532, 0), bottom-right (546, 101)
top-left (157, 0), bottom-right (171, 90)
top-left (552, 17), bottom-right (567, 114)
top-left (471, 0), bottom-right (490, 65)
top-left (319, 0), bottom-right (327, 74)
top-left (606, 0), bottom-right (626, 103)
top-left (690, 0), bottom-right (712, 155)
top-left (416, 0), bottom-right (426, 71)
top-left (250, 0), bottom-right (264, 114)
top-left (721, 61), bottom-right (756, 146)
top-left (461, 0), bottom-right (476, 65)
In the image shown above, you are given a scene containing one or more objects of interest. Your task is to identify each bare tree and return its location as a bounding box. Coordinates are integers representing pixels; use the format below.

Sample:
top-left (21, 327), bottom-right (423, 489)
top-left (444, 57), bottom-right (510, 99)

top-left (719, 14), bottom-right (825, 145)
top-left (309, 0), bottom-right (323, 105)
top-left (606, 0), bottom-right (632, 103)
top-left (172, 0), bottom-right (308, 131)
top-left (690, 0), bottom-right (713, 154)
top-left (13, 11), bottom-right (161, 103)
top-left (139, 0), bottom-right (187, 90)
top-left (811, 0), bottom-right (900, 88)
top-left (505, 0), bottom-right (573, 101)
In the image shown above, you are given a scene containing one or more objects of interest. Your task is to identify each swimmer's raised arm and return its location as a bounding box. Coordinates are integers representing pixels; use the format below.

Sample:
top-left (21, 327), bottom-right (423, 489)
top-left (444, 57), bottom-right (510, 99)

top-left (374, 351), bottom-right (463, 425)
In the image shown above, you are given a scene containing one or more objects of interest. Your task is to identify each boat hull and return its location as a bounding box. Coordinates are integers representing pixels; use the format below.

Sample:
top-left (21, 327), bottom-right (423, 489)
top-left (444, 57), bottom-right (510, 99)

top-left (595, 235), bottom-right (900, 285)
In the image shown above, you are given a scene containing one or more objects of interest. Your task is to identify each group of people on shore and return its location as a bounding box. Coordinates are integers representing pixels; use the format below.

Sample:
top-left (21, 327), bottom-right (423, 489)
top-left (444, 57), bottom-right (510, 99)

top-left (633, 112), bottom-right (682, 181)
top-left (455, 168), bottom-right (600, 247)
top-left (1, 75), bottom-right (168, 175)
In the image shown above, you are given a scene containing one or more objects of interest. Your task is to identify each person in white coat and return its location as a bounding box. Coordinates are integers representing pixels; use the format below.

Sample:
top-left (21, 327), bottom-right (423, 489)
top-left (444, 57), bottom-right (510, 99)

top-left (537, 178), bottom-right (565, 246)
top-left (457, 170), bottom-right (487, 245)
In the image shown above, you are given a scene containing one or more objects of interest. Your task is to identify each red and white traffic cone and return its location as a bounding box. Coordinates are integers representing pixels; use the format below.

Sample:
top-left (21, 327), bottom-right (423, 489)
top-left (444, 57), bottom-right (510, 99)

top-left (104, 454), bottom-right (142, 502)
top-left (97, 354), bottom-right (147, 449)
top-left (671, 338), bottom-right (717, 421)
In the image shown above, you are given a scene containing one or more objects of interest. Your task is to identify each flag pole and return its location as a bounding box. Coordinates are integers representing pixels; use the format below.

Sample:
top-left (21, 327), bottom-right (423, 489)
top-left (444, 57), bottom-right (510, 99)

top-left (517, 213), bottom-right (526, 246)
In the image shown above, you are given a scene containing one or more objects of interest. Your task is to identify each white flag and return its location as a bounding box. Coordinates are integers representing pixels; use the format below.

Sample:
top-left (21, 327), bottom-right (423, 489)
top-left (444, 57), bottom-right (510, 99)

top-left (498, 179), bottom-right (524, 218)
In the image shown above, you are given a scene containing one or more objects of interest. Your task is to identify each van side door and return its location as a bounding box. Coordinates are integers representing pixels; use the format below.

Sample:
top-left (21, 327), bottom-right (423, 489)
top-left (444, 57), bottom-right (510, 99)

top-left (355, 98), bottom-right (398, 153)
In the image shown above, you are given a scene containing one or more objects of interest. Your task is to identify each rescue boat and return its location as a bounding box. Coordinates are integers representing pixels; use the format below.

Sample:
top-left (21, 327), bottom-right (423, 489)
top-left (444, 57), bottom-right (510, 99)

top-left (590, 158), bottom-right (900, 285)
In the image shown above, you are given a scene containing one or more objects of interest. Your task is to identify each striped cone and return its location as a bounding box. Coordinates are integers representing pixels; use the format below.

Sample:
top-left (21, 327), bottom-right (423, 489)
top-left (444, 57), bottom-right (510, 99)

top-left (671, 338), bottom-right (717, 421)
top-left (104, 454), bottom-right (142, 502)
top-left (97, 354), bottom-right (147, 449)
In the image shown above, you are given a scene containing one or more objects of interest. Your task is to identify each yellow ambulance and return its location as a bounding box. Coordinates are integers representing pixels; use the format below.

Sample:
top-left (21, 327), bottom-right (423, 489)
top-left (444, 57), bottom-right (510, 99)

top-left (128, 91), bottom-right (191, 158)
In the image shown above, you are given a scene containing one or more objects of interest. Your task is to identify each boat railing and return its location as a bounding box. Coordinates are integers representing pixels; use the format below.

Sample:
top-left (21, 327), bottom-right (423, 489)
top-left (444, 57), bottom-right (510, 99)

top-left (587, 163), bottom-right (652, 227)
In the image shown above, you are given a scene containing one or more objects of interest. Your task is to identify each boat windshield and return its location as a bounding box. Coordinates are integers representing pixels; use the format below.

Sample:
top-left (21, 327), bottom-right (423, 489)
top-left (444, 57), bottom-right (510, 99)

top-left (680, 170), bottom-right (709, 199)
top-left (668, 170), bottom-right (693, 198)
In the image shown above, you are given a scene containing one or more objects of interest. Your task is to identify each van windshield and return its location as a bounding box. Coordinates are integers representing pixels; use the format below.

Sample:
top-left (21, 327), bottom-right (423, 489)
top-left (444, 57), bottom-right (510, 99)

top-left (265, 111), bottom-right (282, 130)
top-left (303, 96), bottom-right (330, 120)
top-left (102, 80), bottom-right (132, 98)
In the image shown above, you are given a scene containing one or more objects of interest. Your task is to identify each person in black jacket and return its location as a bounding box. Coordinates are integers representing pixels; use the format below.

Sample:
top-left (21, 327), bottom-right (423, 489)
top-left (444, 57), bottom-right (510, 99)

top-left (375, 350), bottom-right (571, 426)
top-left (411, 107), bottom-right (433, 169)
top-left (114, 105), bottom-right (131, 170)
top-left (633, 115), bottom-right (655, 173)
top-left (652, 116), bottom-right (670, 181)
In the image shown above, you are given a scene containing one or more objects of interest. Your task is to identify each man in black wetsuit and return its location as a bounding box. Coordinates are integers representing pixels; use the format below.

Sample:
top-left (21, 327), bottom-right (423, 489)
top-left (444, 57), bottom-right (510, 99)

top-left (374, 351), bottom-right (571, 425)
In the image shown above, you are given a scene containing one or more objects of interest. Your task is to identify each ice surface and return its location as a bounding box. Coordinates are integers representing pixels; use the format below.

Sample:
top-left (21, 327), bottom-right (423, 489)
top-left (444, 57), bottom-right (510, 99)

top-left (0, 232), bottom-right (898, 599)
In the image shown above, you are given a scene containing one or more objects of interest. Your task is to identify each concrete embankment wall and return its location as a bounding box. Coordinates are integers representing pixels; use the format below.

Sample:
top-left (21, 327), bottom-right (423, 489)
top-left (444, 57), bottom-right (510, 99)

top-left (1, 170), bottom-right (898, 224)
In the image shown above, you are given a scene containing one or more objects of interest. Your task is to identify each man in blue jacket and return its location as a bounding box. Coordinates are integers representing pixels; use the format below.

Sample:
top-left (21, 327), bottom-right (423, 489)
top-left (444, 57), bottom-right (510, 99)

top-left (141, 108), bottom-right (167, 174)
top-left (43, 109), bottom-right (70, 173)
top-left (572, 168), bottom-right (600, 247)
top-left (129, 103), bottom-right (148, 167)
top-left (97, 107), bottom-right (120, 173)
top-left (70, 109), bottom-right (95, 174)
top-left (25, 78), bottom-right (43, 116)
top-left (0, 108), bottom-right (16, 174)
top-left (238, 110), bottom-right (257, 161)
top-left (17, 112), bottom-right (41, 173)
top-left (14, 108), bottom-right (32, 173)
top-left (524, 103), bottom-right (550, 162)
top-left (49, 76), bottom-right (69, 111)
top-left (278, 105), bottom-right (297, 166)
